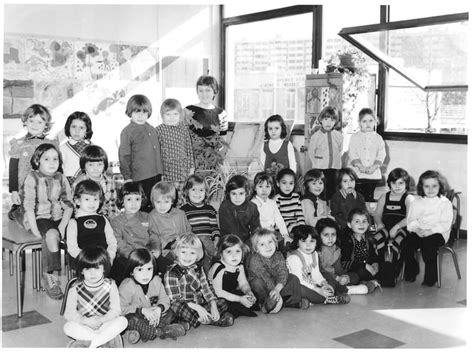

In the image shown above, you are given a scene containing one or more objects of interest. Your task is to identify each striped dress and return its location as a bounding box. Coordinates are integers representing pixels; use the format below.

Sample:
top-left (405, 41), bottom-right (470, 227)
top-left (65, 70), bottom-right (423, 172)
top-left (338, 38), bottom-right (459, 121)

top-left (273, 192), bottom-right (305, 233)
top-left (180, 202), bottom-right (220, 241)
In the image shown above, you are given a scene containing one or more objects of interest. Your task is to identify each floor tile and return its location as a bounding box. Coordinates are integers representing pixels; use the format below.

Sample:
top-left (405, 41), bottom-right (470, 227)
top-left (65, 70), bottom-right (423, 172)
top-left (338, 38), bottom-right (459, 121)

top-left (2, 310), bottom-right (51, 332)
top-left (333, 329), bottom-right (405, 348)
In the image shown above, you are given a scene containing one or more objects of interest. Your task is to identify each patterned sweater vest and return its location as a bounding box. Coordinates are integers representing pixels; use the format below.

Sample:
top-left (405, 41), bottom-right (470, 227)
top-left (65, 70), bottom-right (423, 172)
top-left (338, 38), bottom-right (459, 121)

top-left (76, 278), bottom-right (111, 317)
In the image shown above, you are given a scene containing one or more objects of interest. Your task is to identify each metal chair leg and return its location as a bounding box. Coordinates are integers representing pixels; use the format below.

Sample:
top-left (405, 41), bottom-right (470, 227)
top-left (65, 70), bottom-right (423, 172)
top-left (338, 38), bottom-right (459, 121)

top-left (9, 250), bottom-right (14, 276)
top-left (32, 250), bottom-right (37, 289)
top-left (60, 277), bottom-right (77, 316)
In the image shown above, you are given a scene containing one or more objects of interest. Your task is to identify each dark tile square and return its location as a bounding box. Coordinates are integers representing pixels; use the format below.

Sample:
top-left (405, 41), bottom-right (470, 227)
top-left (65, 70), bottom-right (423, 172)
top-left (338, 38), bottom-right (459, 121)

top-left (333, 329), bottom-right (405, 348)
top-left (457, 299), bottom-right (466, 306)
top-left (2, 310), bottom-right (51, 332)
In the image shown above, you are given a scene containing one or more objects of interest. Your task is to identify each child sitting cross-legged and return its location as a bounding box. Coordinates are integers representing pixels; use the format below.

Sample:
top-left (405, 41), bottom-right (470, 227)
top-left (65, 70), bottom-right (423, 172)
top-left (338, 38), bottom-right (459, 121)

top-left (164, 233), bottom-right (234, 329)
top-left (119, 248), bottom-right (186, 344)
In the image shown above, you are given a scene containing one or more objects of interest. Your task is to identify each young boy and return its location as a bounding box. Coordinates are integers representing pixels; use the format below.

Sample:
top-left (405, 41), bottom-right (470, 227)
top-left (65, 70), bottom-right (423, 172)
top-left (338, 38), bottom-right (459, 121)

top-left (119, 94), bottom-right (163, 211)
top-left (148, 181), bottom-right (191, 275)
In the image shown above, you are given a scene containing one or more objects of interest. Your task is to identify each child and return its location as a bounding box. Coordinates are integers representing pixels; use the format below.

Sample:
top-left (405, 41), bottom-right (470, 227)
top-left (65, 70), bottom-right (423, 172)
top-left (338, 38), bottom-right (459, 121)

top-left (119, 94), bottom-right (163, 211)
top-left (287, 225), bottom-right (350, 304)
top-left (156, 98), bottom-right (194, 196)
top-left (248, 228), bottom-right (309, 314)
top-left (273, 168), bottom-right (305, 233)
top-left (340, 208), bottom-right (384, 287)
top-left (372, 168), bottom-right (415, 263)
top-left (8, 104), bottom-right (58, 219)
top-left (348, 108), bottom-right (386, 202)
top-left (218, 174), bottom-right (261, 245)
top-left (402, 170), bottom-right (453, 287)
top-left (181, 174), bottom-right (220, 272)
top-left (63, 247), bottom-right (127, 348)
top-left (110, 182), bottom-right (158, 285)
top-left (164, 233), bottom-right (234, 328)
top-left (308, 106), bottom-right (343, 199)
top-left (119, 248), bottom-right (186, 343)
top-left (73, 145), bottom-right (118, 218)
top-left (301, 169), bottom-right (332, 227)
top-left (208, 234), bottom-right (259, 318)
top-left (316, 218), bottom-right (370, 294)
top-left (148, 181), bottom-right (192, 275)
top-left (251, 172), bottom-right (291, 246)
top-left (60, 111), bottom-right (93, 185)
top-left (66, 180), bottom-right (117, 264)
top-left (185, 75), bottom-right (228, 171)
top-left (21, 143), bottom-right (74, 300)
top-left (330, 167), bottom-right (367, 230)
top-left (260, 114), bottom-right (296, 177)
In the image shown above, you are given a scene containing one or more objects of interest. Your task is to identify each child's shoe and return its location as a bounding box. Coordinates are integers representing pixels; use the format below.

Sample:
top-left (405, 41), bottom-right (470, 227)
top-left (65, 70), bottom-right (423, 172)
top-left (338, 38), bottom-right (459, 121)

top-left (362, 280), bottom-right (381, 293)
top-left (324, 294), bottom-right (351, 304)
top-left (179, 321), bottom-right (191, 332)
top-left (347, 284), bottom-right (369, 295)
top-left (299, 297), bottom-right (310, 310)
top-left (269, 297), bottom-right (283, 314)
top-left (125, 330), bottom-right (140, 344)
top-left (158, 323), bottom-right (186, 340)
top-left (42, 273), bottom-right (64, 300)
top-left (210, 312), bottom-right (234, 327)
top-left (262, 296), bottom-right (279, 314)
top-left (67, 340), bottom-right (90, 348)
top-left (8, 204), bottom-right (20, 220)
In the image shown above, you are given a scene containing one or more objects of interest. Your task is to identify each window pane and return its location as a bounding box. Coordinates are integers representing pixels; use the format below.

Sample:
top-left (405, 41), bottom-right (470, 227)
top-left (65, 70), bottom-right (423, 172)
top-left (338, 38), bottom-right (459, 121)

top-left (386, 71), bottom-right (466, 134)
top-left (389, 5), bottom-right (469, 21)
top-left (226, 13), bottom-right (312, 123)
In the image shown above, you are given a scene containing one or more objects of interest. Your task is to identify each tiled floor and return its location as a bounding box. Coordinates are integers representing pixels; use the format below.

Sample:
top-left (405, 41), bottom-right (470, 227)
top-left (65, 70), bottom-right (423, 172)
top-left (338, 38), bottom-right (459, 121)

top-left (1, 240), bottom-right (468, 348)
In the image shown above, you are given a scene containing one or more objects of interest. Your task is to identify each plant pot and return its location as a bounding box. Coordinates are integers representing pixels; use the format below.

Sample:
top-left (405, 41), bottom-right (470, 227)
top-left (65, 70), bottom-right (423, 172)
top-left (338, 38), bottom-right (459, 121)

top-left (339, 54), bottom-right (356, 68)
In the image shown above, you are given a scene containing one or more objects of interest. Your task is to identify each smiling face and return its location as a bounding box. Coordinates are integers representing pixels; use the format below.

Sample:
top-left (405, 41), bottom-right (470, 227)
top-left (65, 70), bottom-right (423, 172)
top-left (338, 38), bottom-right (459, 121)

top-left (255, 234), bottom-right (276, 258)
top-left (25, 114), bottom-right (47, 136)
top-left (132, 261), bottom-right (154, 285)
top-left (298, 235), bottom-right (317, 255)
top-left (38, 148), bottom-right (60, 176)
top-left (123, 193), bottom-right (142, 215)
top-left (162, 109), bottom-right (181, 126)
top-left (277, 174), bottom-right (295, 195)
top-left (320, 226), bottom-right (337, 247)
top-left (359, 114), bottom-right (376, 132)
top-left (221, 244), bottom-right (243, 267)
top-left (255, 180), bottom-right (272, 201)
top-left (267, 121), bottom-right (283, 140)
top-left (188, 183), bottom-right (206, 205)
top-left (348, 213), bottom-right (369, 236)
top-left (197, 85), bottom-right (215, 106)
top-left (76, 193), bottom-right (100, 214)
top-left (422, 177), bottom-right (440, 198)
top-left (82, 265), bottom-right (104, 284)
top-left (340, 174), bottom-right (356, 194)
top-left (230, 187), bottom-right (246, 206)
top-left (69, 119), bottom-right (87, 141)
top-left (177, 246), bottom-right (199, 267)
top-left (308, 178), bottom-right (324, 197)
top-left (390, 178), bottom-right (407, 196)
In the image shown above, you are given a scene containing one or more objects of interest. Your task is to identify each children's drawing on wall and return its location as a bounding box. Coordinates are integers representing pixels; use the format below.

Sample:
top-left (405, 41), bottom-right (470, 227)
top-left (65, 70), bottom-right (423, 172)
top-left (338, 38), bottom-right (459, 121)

top-left (321, 84), bottom-right (341, 109)
top-left (306, 87), bottom-right (320, 114)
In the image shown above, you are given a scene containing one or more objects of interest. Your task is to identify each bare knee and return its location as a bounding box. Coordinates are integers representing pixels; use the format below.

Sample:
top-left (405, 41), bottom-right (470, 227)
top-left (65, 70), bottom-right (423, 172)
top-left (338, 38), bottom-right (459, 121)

top-left (45, 229), bottom-right (60, 251)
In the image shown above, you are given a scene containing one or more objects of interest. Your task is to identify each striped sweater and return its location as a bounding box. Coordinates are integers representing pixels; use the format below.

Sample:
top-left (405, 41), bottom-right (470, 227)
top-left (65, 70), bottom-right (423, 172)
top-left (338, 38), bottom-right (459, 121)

top-left (180, 202), bottom-right (220, 241)
top-left (273, 192), bottom-right (305, 232)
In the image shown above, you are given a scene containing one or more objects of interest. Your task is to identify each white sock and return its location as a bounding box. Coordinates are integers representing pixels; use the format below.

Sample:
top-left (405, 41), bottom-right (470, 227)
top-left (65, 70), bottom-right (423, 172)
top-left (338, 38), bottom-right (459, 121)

top-left (347, 284), bottom-right (369, 295)
top-left (270, 297), bottom-right (283, 314)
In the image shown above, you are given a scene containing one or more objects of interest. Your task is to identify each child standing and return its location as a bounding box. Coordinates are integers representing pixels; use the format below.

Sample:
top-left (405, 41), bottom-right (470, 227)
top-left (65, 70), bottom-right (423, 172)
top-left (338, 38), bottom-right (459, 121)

top-left (273, 168), bottom-right (305, 233)
top-left (185, 75), bottom-right (228, 172)
top-left (251, 172), bottom-right (291, 246)
top-left (119, 94), bottom-right (163, 211)
top-left (63, 247), bottom-right (127, 348)
top-left (301, 169), bottom-right (332, 227)
top-left (119, 248), bottom-right (186, 344)
top-left (73, 145), bottom-right (118, 218)
top-left (260, 114), bottom-right (296, 176)
top-left (402, 170), bottom-right (453, 287)
top-left (308, 106), bottom-right (343, 199)
top-left (180, 174), bottom-right (220, 272)
top-left (287, 225), bottom-right (350, 304)
top-left (148, 181), bottom-right (192, 275)
top-left (348, 108), bottom-right (386, 202)
top-left (66, 180), bottom-right (117, 263)
top-left (330, 167), bottom-right (367, 230)
top-left (164, 233), bottom-right (234, 329)
top-left (8, 104), bottom-right (58, 219)
top-left (248, 228), bottom-right (309, 314)
top-left (156, 98), bottom-right (194, 198)
top-left (208, 234), bottom-right (259, 318)
top-left (21, 143), bottom-right (74, 300)
top-left (60, 111), bottom-right (93, 185)
top-left (218, 174), bottom-right (261, 245)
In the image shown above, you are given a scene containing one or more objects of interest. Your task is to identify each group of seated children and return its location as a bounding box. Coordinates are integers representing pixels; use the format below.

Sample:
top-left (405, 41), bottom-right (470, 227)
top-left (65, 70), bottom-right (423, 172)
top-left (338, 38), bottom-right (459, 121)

top-left (7, 78), bottom-right (454, 347)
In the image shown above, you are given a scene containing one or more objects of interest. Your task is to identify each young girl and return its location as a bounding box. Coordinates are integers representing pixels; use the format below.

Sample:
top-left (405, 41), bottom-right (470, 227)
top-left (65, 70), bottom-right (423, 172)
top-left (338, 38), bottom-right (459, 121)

top-left (287, 225), bottom-right (350, 304)
top-left (316, 218), bottom-right (370, 295)
top-left (73, 145), bottom-right (118, 218)
top-left (330, 167), bottom-right (367, 230)
top-left (119, 94), bottom-right (163, 211)
top-left (308, 106), bottom-right (343, 199)
top-left (208, 234), bottom-right (259, 318)
top-left (218, 174), bottom-right (261, 245)
top-left (372, 168), bottom-right (415, 263)
top-left (248, 228), bottom-right (309, 314)
top-left (63, 247), bottom-right (127, 348)
top-left (301, 169), bottom-right (332, 227)
top-left (60, 111), bottom-right (93, 185)
top-left (402, 170), bottom-right (453, 287)
top-left (110, 182), bottom-right (158, 285)
top-left (66, 180), bottom-right (117, 264)
top-left (156, 98), bottom-right (194, 196)
top-left (8, 104), bottom-right (58, 220)
top-left (348, 108), bottom-right (386, 202)
top-left (260, 114), bottom-right (296, 176)
top-left (180, 174), bottom-right (220, 272)
top-left (164, 233), bottom-right (234, 328)
top-left (273, 168), bottom-right (305, 233)
top-left (119, 248), bottom-right (186, 343)
top-left (185, 75), bottom-right (228, 172)
top-left (21, 143), bottom-right (74, 300)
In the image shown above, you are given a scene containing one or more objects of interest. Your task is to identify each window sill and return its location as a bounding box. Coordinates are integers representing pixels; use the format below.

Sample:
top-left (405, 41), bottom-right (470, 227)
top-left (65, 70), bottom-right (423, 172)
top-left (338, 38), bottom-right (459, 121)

top-left (382, 131), bottom-right (467, 144)
top-left (228, 122), bottom-right (306, 135)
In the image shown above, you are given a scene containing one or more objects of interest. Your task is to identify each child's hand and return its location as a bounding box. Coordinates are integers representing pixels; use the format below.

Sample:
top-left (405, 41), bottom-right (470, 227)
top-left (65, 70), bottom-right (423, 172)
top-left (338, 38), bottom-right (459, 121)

top-left (190, 303), bottom-right (212, 323)
top-left (365, 263), bottom-right (377, 276)
top-left (339, 275), bottom-right (350, 285)
top-left (11, 191), bottom-right (20, 205)
top-left (142, 307), bottom-right (161, 326)
top-left (283, 235), bottom-right (292, 245)
top-left (210, 302), bottom-right (220, 322)
top-left (82, 316), bottom-right (102, 330)
top-left (240, 295), bottom-right (255, 308)
top-left (316, 286), bottom-right (333, 297)
top-left (371, 263), bottom-right (379, 274)
top-left (269, 289), bottom-right (281, 302)
top-left (322, 284), bottom-right (334, 296)
top-left (365, 165), bottom-right (378, 175)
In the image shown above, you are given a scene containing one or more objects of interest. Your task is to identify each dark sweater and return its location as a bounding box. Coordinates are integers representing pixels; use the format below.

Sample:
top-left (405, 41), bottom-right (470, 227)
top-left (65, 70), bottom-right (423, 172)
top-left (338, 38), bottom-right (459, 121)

top-left (218, 199), bottom-right (260, 244)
